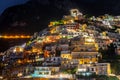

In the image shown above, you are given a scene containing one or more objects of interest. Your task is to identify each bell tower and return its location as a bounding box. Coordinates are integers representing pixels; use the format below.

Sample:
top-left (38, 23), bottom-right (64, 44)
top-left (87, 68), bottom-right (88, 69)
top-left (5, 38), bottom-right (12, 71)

top-left (70, 9), bottom-right (83, 17)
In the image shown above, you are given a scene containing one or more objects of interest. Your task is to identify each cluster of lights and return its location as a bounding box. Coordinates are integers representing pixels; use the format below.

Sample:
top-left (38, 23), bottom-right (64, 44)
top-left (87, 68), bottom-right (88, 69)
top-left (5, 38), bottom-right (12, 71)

top-left (13, 46), bottom-right (24, 53)
top-left (85, 37), bottom-right (95, 43)
top-left (0, 35), bottom-right (31, 39)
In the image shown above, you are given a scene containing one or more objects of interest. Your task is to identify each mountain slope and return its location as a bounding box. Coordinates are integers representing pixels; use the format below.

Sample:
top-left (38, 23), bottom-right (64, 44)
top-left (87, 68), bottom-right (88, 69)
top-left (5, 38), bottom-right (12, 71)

top-left (1, 0), bottom-right (120, 35)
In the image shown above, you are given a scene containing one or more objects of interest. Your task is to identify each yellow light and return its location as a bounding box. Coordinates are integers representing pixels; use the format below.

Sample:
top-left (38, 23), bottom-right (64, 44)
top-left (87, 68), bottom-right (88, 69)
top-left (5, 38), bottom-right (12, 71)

top-left (63, 35), bottom-right (66, 38)
top-left (88, 39), bottom-right (94, 42)
top-left (82, 24), bottom-right (87, 31)
top-left (17, 73), bottom-right (23, 77)
top-left (4, 35), bottom-right (8, 38)
top-left (15, 35), bottom-right (19, 38)
top-left (27, 36), bottom-right (31, 38)
top-left (0, 35), bottom-right (31, 39)
top-left (21, 35), bottom-right (24, 38)
top-left (78, 69), bottom-right (86, 72)
top-left (13, 49), bottom-right (16, 53)
top-left (63, 21), bottom-right (67, 24)
top-left (18, 60), bottom-right (22, 64)
top-left (20, 48), bottom-right (23, 51)
top-left (70, 19), bottom-right (74, 23)
top-left (13, 46), bottom-right (24, 53)
top-left (85, 38), bottom-right (94, 43)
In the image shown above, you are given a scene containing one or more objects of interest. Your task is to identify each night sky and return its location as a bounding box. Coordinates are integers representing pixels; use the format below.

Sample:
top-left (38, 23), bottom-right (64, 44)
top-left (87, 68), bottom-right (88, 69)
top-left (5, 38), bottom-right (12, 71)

top-left (0, 0), bottom-right (120, 14)
top-left (0, 0), bottom-right (29, 14)
top-left (0, 0), bottom-right (120, 15)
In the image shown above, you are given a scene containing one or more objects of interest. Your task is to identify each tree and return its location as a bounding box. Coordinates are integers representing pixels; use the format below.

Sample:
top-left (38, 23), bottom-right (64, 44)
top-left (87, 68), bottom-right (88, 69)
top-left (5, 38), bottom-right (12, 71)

top-left (98, 43), bottom-right (117, 59)
top-left (107, 43), bottom-right (116, 58)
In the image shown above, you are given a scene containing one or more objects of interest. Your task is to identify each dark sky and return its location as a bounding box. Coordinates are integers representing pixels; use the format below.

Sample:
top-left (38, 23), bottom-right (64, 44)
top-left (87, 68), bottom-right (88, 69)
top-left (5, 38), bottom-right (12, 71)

top-left (0, 0), bottom-right (120, 15)
top-left (0, 0), bottom-right (29, 14)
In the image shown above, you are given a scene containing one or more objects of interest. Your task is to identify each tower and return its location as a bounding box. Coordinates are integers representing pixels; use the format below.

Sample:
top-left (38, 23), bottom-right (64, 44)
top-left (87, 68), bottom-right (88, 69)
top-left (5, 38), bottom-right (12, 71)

top-left (70, 9), bottom-right (83, 17)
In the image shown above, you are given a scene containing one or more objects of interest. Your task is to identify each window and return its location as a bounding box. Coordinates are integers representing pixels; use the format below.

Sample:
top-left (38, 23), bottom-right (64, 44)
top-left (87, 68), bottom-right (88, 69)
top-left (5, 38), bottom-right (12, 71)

top-left (53, 58), bottom-right (56, 61)
top-left (91, 68), bottom-right (94, 71)
top-left (58, 58), bottom-right (60, 61)
top-left (44, 72), bottom-right (49, 75)
top-left (39, 72), bottom-right (42, 75)
top-left (81, 49), bottom-right (83, 51)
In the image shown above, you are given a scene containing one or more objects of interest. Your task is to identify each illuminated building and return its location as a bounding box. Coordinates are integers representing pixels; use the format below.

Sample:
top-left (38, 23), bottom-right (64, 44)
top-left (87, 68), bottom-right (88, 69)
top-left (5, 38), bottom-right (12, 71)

top-left (65, 23), bottom-right (80, 30)
top-left (44, 50), bottom-right (50, 58)
top-left (70, 9), bottom-right (83, 20)
top-left (69, 36), bottom-right (99, 66)
top-left (71, 52), bottom-right (98, 65)
top-left (70, 9), bottom-right (83, 17)
top-left (49, 21), bottom-right (64, 27)
top-left (31, 67), bottom-right (60, 77)
top-left (76, 63), bottom-right (111, 76)
top-left (32, 47), bottom-right (38, 53)
top-left (61, 51), bottom-right (71, 59)
top-left (62, 15), bottom-right (75, 24)
top-left (10, 66), bottom-right (28, 78)
top-left (50, 26), bottom-right (60, 34)
top-left (115, 28), bottom-right (120, 34)
top-left (60, 51), bottom-right (72, 69)
top-left (13, 46), bottom-right (24, 53)
top-left (59, 44), bottom-right (69, 51)
top-left (42, 57), bottom-right (61, 66)
top-left (85, 37), bottom-right (95, 43)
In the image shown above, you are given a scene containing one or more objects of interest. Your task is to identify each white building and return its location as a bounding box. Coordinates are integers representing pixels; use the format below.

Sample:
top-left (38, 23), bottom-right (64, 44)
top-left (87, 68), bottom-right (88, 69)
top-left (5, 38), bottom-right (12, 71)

top-left (76, 63), bottom-right (111, 76)
top-left (31, 67), bottom-right (60, 77)
top-left (70, 9), bottom-right (83, 17)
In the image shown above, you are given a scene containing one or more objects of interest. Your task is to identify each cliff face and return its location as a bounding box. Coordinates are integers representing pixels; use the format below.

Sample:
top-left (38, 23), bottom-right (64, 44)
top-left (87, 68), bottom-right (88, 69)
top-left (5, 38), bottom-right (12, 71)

top-left (1, 0), bottom-right (120, 35)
